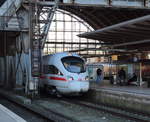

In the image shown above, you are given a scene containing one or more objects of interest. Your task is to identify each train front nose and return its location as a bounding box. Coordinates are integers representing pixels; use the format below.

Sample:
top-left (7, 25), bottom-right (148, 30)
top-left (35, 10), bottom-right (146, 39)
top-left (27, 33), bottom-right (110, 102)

top-left (80, 82), bottom-right (89, 92)
top-left (68, 81), bottom-right (89, 93)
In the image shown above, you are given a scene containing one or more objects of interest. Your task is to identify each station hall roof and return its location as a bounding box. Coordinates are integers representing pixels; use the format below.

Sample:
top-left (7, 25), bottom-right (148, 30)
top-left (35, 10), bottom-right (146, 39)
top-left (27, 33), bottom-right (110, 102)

top-left (78, 15), bottom-right (150, 52)
top-left (60, 4), bottom-right (150, 30)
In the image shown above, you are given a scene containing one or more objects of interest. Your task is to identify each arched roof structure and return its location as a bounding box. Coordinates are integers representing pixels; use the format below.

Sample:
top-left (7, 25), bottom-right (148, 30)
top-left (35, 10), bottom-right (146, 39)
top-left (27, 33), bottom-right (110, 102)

top-left (60, 4), bottom-right (150, 30)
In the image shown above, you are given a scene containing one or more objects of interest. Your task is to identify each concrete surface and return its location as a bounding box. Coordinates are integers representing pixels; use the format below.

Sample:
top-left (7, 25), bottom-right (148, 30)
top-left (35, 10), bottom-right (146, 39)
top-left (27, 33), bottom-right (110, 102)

top-left (85, 81), bottom-right (150, 114)
top-left (0, 104), bottom-right (26, 122)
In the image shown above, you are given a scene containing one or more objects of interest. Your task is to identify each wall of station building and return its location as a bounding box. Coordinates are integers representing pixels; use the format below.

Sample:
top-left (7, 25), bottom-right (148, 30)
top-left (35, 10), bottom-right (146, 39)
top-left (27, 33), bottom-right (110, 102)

top-left (0, 54), bottom-right (32, 92)
top-left (0, 1), bottom-right (32, 91)
top-left (0, 45), bottom-right (32, 90)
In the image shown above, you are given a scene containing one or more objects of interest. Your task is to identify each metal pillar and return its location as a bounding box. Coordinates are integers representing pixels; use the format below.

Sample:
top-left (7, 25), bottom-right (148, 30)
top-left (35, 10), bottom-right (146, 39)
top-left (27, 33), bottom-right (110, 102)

top-left (29, 0), bottom-right (59, 96)
top-left (139, 62), bottom-right (143, 86)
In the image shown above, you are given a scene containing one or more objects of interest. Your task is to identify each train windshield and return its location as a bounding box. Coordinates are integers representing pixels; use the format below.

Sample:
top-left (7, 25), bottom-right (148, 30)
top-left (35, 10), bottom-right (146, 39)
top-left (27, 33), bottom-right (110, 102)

top-left (61, 56), bottom-right (86, 73)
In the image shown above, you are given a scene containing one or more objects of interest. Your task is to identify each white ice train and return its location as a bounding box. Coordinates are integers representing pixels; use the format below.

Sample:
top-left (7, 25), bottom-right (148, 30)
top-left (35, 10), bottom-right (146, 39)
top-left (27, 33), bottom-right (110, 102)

top-left (40, 52), bottom-right (89, 96)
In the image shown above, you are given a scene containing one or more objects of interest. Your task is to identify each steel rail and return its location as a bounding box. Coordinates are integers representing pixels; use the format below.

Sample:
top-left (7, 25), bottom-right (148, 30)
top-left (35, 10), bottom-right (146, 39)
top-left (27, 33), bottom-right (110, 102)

top-left (0, 95), bottom-right (53, 122)
top-left (61, 97), bottom-right (150, 122)
top-left (0, 93), bottom-right (74, 122)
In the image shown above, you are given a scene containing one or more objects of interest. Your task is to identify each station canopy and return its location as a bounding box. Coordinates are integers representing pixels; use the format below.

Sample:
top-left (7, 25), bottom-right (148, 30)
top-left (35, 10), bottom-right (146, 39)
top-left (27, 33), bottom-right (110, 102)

top-left (78, 15), bottom-right (150, 53)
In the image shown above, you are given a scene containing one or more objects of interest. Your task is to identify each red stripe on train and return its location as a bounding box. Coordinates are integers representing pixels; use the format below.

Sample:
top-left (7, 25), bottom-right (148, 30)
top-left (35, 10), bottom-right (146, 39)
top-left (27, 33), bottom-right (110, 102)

top-left (49, 77), bottom-right (67, 81)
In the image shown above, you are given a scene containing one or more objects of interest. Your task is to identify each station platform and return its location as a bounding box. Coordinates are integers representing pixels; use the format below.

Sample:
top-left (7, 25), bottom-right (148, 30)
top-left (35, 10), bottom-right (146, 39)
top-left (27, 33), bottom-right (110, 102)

top-left (0, 104), bottom-right (26, 122)
top-left (90, 80), bottom-right (150, 95)
top-left (85, 80), bottom-right (150, 114)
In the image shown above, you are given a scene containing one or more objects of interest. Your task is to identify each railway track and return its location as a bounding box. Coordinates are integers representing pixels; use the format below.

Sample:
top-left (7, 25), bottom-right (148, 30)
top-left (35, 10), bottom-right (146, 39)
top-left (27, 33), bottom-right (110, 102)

top-left (1, 90), bottom-right (150, 122)
top-left (0, 96), bottom-right (53, 122)
top-left (59, 96), bottom-right (150, 122)
top-left (0, 94), bottom-right (74, 122)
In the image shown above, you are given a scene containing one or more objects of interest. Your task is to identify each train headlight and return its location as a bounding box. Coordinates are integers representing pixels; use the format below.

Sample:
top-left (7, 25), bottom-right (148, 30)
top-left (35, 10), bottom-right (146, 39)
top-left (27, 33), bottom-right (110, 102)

top-left (85, 76), bottom-right (89, 81)
top-left (67, 76), bottom-right (74, 81)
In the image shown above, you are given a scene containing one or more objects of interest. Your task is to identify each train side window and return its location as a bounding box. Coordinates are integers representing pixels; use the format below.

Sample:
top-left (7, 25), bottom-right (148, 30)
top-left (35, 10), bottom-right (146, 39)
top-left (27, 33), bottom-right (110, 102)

top-left (48, 65), bottom-right (63, 75)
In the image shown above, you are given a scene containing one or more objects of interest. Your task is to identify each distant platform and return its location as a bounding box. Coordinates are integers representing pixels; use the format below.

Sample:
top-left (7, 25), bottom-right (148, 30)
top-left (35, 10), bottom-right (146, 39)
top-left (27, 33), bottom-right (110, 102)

top-left (87, 80), bottom-right (150, 114)
top-left (0, 104), bottom-right (26, 122)
top-left (90, 80), bottom-right (150, 95)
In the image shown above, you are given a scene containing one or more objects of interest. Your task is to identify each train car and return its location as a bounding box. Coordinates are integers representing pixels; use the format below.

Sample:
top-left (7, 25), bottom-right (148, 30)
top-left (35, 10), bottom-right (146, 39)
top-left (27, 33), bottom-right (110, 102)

top-left (40, 52), bottom-right (89, 96)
